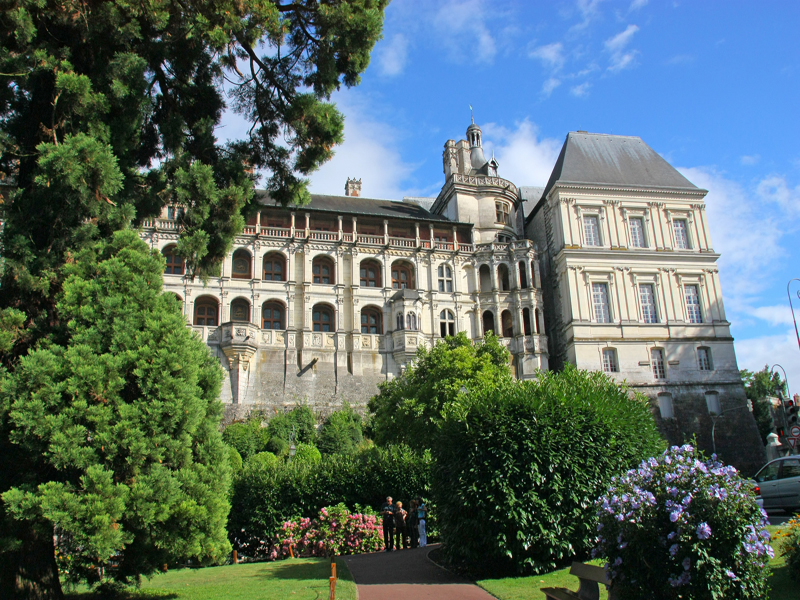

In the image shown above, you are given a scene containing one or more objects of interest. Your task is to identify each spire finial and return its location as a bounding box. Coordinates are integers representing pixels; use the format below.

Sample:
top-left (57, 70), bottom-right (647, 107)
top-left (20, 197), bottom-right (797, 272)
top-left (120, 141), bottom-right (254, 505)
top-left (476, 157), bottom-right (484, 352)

top-left (469, 104), bottom-right (474, 125)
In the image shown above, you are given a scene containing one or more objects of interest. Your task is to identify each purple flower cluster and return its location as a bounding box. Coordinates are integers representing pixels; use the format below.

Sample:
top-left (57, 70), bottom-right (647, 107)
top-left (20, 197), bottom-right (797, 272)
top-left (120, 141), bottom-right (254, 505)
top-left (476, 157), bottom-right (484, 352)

top-left (593, 445), bottom-right (772, 597)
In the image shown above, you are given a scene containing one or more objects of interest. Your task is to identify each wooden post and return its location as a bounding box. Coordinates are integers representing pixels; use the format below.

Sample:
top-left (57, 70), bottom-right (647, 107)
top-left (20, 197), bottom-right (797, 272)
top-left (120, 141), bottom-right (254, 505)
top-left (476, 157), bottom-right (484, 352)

top-left (329, 559), bottom-right (338, 600)
top-left (232, 550), bottom-right (238, 564)
top-left (289, 544), bottom-right (294, 559)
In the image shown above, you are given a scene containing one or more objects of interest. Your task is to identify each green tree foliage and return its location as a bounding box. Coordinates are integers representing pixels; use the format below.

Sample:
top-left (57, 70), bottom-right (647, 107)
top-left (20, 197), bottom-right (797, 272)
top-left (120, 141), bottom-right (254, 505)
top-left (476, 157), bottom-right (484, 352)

top-left (318, 405), bottom-right (363, 455)
top-left (293, 442), bottom-right (322, 465)
top-left (0, 3), bottom-right (386, 594)
top-left (741, 366), bottom-right (785, 444)
top-left (0, 231), bottom-right (231, 592)
top-left (221, 418), bottom-right (269, 461)
top-left (229, 445), bottom-right (430, 556)
top-left (368, 332), bottom-right (512, 448)
top-left (432, 365), bottom-right (665, 576)
top-left (267, 406), bottom-right (317, 446)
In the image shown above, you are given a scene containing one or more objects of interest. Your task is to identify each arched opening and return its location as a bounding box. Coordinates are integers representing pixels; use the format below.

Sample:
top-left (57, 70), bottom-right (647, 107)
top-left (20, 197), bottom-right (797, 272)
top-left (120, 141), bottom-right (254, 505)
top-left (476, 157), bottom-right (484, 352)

top-left (406, 312), bottom-right (417, 331)
top-left (262, 300), bottom-right (284, 329)
top-left (531, 260), bottom-right (537, 288)
top-left (230, 297), bottom-right (251, 322)
top-left (162, 245), bottom-right (185, 275)
top-left (522, 308), bottom-right (532, 336)
top-left (534, 308), bottom-right (542, 334)
top-left (518, 262), bottom-right (528, 289)
top-left (705, 391), bottom-right (721, 416)
top-left (498, 264), bottom-right (510, 291)
top-left (396, 313), bottom-right (404, 331)
top-left (482, 310), bottom-right (495, 335)
top-left (194, 296), bottom-right (219, 326)
top-left (312, 256), bottom-right (335, 285)
top-left (501, 310), bottom-right (514, 337)
top-left (440, 309), bottom-right (455, 338)
top-left (263, 252), bottom-right (286, 281)
top-left (231, 249), bottom-right (252, 279)
top-left (312, 304), bottom-right (334, 332)
top-left (391, 260), bottom-right (415, 290)
top-left (658, 393), bottom-right (674, 419)
top-left (360, 306), bottom-right (383, 334)
top-left (479, 265), bottom-right (492, 293)
top-left (437, 264), bottom-right (453, 292)
top-left (360, 259), bottom-right (382, 288)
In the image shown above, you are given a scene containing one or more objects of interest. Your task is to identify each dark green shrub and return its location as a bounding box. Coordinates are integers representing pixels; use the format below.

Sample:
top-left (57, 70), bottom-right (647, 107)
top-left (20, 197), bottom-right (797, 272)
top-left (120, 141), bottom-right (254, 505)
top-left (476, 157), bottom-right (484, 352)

top-left (266, 436), bottom-right (289, 456)
top-left (293, 443), bottom-right (322, 465)
top-left (229, 444), bottom-right (431, 554)
top-left (227, 445), bottom-right (244, 474)
top-left (222, 420), bottom-right (262, 460)
top-left (267, 406), bottom-right (317, 445)
top-left (433, 366), bottom-right (665, 576)
top-left (245, 451), bottom-right (279, 470)
top-left (318, 405), bottom-right (363, 455)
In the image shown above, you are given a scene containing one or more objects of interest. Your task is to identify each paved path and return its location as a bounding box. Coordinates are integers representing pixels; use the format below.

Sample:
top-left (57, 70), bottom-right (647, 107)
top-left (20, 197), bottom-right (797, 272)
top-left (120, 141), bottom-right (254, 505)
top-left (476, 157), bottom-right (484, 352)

top-left (343, 544), bottom-right (495, 600)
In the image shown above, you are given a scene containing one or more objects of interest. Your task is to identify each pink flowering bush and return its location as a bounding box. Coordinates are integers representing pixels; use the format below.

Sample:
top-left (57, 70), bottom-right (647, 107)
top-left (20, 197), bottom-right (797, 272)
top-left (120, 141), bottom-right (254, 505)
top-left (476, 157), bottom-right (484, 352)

top-left (594, 445), bottom-right (771, 599)
top-left (274, 503), bottom-right (383, 559)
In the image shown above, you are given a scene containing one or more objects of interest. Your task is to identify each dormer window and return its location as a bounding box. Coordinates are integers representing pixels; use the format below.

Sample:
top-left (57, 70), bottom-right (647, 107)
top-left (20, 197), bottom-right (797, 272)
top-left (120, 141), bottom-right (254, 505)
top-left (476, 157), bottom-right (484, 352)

top-left (495, 202), bottom-right (511, 225)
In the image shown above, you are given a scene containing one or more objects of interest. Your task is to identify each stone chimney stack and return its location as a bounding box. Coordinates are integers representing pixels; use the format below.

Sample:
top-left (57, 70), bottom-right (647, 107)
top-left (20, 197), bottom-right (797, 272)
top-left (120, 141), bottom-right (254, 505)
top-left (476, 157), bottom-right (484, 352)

top-left (345, 177), bottom-right (362, 197)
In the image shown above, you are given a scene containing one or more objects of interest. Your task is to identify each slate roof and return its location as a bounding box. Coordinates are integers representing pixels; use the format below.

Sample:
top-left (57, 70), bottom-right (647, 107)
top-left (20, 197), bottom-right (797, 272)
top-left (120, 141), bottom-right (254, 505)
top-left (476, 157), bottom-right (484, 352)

top-left (528, 132), bottom-right (701, 223)
top-left (257, 191), bottom-right (455, 223)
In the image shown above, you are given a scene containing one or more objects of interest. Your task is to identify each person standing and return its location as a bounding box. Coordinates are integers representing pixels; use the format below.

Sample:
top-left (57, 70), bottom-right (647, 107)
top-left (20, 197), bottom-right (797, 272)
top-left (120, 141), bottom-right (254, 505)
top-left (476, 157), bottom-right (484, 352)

top-left (380, 496), bottom-right (395, 551)
top-left (394, 501), bottom-right (408, 550)
top-left (417, 497), bottom-right (427, 547)
top-left (407, 499), bottom-right (419, 549)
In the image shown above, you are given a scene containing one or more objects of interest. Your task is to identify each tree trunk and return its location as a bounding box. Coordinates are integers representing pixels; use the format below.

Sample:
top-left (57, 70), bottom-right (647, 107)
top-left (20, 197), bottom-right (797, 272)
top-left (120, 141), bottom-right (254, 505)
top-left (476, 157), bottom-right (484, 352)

top-left (0, 524), bottom-right (64, 600)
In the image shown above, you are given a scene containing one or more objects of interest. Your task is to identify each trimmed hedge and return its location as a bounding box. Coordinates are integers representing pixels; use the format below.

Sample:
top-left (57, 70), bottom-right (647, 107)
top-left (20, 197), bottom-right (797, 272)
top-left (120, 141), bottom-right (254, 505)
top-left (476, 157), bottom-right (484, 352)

top-left (229, 444), bottom-right (431, 555)
top-left (433, 366), bottom-right (665, 575)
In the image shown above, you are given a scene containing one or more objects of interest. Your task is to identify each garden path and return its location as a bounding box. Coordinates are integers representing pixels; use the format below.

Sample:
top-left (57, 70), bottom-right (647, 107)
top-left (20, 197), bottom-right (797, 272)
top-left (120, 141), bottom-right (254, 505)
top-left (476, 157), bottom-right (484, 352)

top-left (343, 544), bottom-right (495, 600)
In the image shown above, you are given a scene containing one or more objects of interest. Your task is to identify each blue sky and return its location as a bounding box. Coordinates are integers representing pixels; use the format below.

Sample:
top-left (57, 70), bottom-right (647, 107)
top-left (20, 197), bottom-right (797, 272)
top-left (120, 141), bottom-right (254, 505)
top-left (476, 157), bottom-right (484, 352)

top-left (222, 0), bottom-right (800, 386)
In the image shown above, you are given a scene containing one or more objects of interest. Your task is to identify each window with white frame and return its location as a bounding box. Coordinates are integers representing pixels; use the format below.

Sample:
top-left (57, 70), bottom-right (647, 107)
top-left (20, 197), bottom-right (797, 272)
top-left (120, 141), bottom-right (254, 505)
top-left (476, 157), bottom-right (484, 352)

top-left (602, 348), bottom-right (619, 373)
top-left (673, 219), bottom-right (690, 249)
top-left (698, 347), bottom-right (712, 371)
top-left (438, 265), bottom-right (453, 292)
top-left (705, 391), bottom-right (721, 415)
top-left (685, 285), bottom-right (703, 324)
top-left (658, 393), bottom-right (674, 419)
top-left (651, 348), bottom-right (666, 379)
top-left (629, 217), bottom-right (646, 248)
top-left (440, 310), bottom-right (455, 337)
top-left (592, 282), bottom-right (611, 323)
top-left (639, 284), bottom-right (658, 324)
top-left (584, 215), bottom-right (601, 246)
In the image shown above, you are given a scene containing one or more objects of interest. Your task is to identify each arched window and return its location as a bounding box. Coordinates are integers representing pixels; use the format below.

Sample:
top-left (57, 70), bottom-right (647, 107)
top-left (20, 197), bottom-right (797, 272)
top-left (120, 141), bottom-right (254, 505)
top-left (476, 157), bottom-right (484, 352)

top-left (440, 310), bottom-right (455, 338)
top-left (482, 310), bottom-right (495, 335)
top-left (232, 249), bottom-right (252, 279)
top-left (522, 308), bottom-right (532, 336)
top-left (312, 256), bottom-right (334, 284)
top-left (361, 307), bottom-right (382, 334)
top-left (262, 301), bottom-right (284, 329)
top-left (360, 260), bottom-right (382, 287)
top-left (230, 298), bottom-right (250, 322)
top-left (531, 260), bottom-right (537, 288)
top-left (437, 265), bottom-right (453, 292)
top-left (705, 391), bottom-right (721, 416)
top-left (396, 313), bottom-right (404, 331)
top-left (479, 265), bottom-right (492, 293)
top-left (194, 296), bottom-right (219, 326)
top-left (534, 308), bottom-right (542, 334)
top-left (263, 253), bottom-right (286, 281)
top-left (406, 312), bottom-right (417, 331)
top-left (163, 245), bottom-right (184, 275)
top-left (498, 264), bottom-right (510, 291)
top-left (658, 393), bottom-right (674, 419)
top-left (312, 305), bottom-right (334, 332)
top-left (391, 261), bottom-right (415, 290)
top-left (501, 310), bottom-right (514, 338)
top-left (518, 262), bottom-right (528, 289)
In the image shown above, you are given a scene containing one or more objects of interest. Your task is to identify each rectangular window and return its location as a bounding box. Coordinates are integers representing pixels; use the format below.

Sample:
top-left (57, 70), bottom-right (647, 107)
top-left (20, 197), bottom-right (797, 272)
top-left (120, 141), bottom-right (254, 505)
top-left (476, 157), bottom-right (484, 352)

top-left (685, 285), bottom-right (702, 324)
top-left (651, 349), bottom-right (666, 379)
top-left (673, 219), bottom-right (690, 249)
top-left (602, 349), bottom-right (619, 373)
top-left (658, 394), bottom-right (674, 419)
top-left (706, 393), bottom-right (721, 415)
top-left (639, 284), bottom-right (658, 324)
top-left (629, 217), bottom-right (646, 248)
top-left (698, 348), bottom-right (712, 371)
top-left (584, 215), bottom-right (601, 246)
top-left (592, 283), bottom-right (611, 323)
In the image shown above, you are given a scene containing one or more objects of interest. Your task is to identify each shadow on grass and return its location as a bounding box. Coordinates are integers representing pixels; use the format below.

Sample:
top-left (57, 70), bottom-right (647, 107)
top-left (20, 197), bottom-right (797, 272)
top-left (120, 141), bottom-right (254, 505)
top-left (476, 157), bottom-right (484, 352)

top-left (769, 563), bottom-right (800, 600)
top-left (260, 559), bottom-right (331, 581)
top-left (67, 593), bottom-right (178, 600)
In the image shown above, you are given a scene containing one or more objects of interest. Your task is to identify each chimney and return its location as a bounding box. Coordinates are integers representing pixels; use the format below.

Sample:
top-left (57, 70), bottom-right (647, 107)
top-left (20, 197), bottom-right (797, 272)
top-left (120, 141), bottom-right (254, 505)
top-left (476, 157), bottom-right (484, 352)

top-left (345, 177), bottom-right (362, 197)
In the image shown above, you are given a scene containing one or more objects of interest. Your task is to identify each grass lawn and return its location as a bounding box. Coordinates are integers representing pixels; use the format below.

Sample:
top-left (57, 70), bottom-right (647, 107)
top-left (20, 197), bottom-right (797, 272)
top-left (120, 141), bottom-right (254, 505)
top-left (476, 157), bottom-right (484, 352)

top-left (66, 557), bottom-right (357, 600)
top-left (477, 525), bottom-right (797, 600)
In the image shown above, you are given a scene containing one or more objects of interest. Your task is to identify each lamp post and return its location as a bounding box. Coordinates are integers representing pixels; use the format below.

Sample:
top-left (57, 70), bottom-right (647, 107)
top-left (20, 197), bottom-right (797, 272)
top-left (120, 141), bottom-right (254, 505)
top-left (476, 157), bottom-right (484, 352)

top-left (711, 404), bottom-right (752, 456)
top-left (288, 425), bottom-right (296, 462)
top-left (788, 279), bottom-right (800, 354)
top-left (770, 364), bottom-right (791, 435)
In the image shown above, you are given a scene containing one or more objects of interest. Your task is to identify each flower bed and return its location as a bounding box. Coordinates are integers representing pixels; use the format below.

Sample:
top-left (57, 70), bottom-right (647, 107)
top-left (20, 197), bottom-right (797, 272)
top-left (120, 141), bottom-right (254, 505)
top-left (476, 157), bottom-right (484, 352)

top-left (594, 445), bottom-right (771, 599)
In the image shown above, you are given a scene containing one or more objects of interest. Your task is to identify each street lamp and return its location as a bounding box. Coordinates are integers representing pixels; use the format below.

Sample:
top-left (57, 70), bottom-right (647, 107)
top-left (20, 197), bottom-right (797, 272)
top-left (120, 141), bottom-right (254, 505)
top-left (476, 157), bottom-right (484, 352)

top-left (288, 425), bottom-right (296, 462)
top-left (788, 279), bottom-right (800, 354)
top-left (770, 364), bottom-right (792, 435)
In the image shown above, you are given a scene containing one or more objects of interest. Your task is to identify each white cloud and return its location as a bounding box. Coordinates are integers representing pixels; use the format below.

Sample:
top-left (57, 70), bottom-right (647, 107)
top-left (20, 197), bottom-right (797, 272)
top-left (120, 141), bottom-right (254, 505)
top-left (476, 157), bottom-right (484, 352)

top-left (432, 0), bottom-right (497, 64)
top-left (375, 33), bottom-right (409, 77)
top-left (752, 305), bottom-right (796, 327)
top-left (740, 154), bottom-right (760, 165)
top-left (629, 0), bottom-right (648, 11)
top-left (666, 54), bottom-right (694, 65)
top-left (542, 77), bottom-right (562, 96)
top-left (735, 330), bottom-right (800, 391)
top-left (571, 82), bottom-right (591, 97)
top-left (481, 119), bottom-right (562, 187)
top-left (605, 24), bottom-right (640, 71)
top-left (570, 0), bottom-right (604, 32)
top-left (757, 175), bottom-right (800, 216)
top-left (529, 42), bottom-right (566, 70)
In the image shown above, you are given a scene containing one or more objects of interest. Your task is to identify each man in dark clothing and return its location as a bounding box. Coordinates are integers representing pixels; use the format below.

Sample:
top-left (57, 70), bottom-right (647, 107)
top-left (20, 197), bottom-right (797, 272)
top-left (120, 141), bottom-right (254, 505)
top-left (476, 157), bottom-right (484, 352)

top-left (380, 496), bottom-right (394, 551)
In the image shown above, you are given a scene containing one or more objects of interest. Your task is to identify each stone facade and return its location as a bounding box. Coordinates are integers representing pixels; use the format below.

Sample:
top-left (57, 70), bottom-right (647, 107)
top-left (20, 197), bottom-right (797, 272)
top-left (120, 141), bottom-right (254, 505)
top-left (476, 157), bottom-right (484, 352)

top-left (140, 123), bottom-right (765, 472)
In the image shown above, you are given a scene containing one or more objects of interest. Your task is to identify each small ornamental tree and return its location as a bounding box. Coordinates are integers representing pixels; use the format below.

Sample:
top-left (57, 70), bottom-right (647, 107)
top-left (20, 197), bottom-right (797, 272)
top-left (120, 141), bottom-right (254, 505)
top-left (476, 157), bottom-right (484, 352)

top-left (594, 445), bottom-right (771, 600)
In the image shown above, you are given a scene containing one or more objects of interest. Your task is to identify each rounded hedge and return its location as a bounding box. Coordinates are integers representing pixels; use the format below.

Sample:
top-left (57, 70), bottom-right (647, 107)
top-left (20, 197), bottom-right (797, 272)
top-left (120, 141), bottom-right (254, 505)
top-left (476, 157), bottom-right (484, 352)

top-left (432, 366), bottom-right (665, 575)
